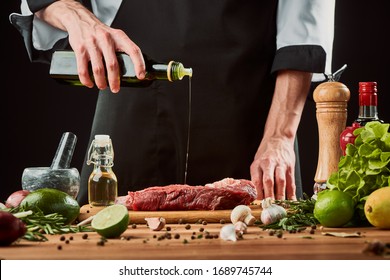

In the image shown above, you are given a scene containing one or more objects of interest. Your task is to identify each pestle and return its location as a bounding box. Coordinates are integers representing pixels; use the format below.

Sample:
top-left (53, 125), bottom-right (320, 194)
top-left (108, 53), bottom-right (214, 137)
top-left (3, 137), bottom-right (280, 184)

top-left (21, 132), bottom-right (80, 198)
top-left (50, 132), bottom-right (77, 169)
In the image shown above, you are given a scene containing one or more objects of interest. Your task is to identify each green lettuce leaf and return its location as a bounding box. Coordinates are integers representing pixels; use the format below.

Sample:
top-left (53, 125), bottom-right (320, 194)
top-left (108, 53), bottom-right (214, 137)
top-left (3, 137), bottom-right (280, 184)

top-left (326, 122), bottom-right (390, 204)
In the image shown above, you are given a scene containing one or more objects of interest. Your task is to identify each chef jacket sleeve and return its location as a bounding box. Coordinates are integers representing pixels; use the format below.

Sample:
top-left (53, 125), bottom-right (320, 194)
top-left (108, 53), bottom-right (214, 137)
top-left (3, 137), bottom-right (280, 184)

top-left (271, 0), bottom-right (336, 81)
top-left (26, 0), bottom-right (58, 13)
top-left (9, 0), bottom-right (120, 63)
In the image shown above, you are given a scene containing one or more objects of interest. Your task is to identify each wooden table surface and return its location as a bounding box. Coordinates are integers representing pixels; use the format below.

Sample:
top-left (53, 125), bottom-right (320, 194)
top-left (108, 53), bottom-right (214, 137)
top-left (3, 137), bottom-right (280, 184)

top-left (1, 223), bottom-right (389, 260)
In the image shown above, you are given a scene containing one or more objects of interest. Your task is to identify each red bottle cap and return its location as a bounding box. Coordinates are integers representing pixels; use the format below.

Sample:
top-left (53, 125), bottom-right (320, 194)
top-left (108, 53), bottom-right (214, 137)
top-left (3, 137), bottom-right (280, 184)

top-left (359, 82), bottom-right (377, 106)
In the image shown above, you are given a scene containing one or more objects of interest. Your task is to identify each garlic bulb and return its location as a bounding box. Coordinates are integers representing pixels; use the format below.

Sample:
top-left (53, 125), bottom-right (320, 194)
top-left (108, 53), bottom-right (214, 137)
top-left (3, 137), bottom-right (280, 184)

top-left (260, 197), bottom-right (287, 225)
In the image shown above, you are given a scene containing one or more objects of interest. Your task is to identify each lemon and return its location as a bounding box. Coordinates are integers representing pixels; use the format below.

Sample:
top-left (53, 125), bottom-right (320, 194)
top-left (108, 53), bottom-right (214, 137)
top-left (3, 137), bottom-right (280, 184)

top-left (364, 187), bottom-right (390, 229)
top-left (314, 190), bottom-right (355, 228)
top-left (20, 188), bottom-right (80, 224)
top-left (91, 204), bottom-right (129, 238)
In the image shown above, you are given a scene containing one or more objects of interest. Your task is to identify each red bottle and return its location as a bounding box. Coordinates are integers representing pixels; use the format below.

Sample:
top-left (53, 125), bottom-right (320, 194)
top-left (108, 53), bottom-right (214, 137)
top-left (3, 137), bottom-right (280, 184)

top-left (355, 82), bottom-right (383, 126)
top-left (340, 81), bottom-right (383, 155)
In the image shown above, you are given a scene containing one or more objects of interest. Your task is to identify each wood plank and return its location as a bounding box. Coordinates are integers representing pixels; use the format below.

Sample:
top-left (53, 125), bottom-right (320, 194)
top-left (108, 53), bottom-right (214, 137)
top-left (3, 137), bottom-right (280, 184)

top-left (78, 204), bottom-right (262, 224)
top-left (1, 224), bottom-right (389, 260)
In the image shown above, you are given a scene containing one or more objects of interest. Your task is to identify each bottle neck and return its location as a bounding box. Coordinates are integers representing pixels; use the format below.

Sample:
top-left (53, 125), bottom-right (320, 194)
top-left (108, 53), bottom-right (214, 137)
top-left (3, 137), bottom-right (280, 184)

top-left (92, 156), bottom-right (114, 169)
top-left (357, 105), bottom-right (379, 120)
top-left (356, 82), bottom-right (381, 123)
top-left (87, 137), bottom-right (114, 168)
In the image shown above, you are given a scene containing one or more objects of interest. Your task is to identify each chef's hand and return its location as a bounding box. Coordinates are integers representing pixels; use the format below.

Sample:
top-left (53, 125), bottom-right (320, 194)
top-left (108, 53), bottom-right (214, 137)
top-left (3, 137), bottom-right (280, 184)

top-left (250, 137), bottom-right (297, 201)
top-left (36, 0), bottom-right (145, 93)
top-left (250, 69), bottom-right (313, 201)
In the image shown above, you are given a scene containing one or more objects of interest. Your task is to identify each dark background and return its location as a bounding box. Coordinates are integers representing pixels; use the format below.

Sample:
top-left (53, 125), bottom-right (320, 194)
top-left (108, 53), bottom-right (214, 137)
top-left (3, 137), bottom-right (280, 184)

top-left (3, 1), bottom-right (389, 203)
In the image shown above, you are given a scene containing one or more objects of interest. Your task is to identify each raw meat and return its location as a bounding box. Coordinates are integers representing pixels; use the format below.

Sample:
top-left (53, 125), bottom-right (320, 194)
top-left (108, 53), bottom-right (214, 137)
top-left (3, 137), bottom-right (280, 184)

top-left (115, 178), bottom-right (257, 211)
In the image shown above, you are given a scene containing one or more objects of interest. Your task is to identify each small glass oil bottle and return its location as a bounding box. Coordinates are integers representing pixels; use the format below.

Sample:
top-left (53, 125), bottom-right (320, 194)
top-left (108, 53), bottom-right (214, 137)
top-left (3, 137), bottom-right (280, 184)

top-left (87, 134), bottom-right (118, 206)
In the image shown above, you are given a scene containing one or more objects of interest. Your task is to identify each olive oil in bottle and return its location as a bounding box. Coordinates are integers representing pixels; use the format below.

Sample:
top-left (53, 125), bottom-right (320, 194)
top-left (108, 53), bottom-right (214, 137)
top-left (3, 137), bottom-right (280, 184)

top-left (87, 135), bottom-right (118, 206)
top-left (50, 50), bottom-right (193, 87)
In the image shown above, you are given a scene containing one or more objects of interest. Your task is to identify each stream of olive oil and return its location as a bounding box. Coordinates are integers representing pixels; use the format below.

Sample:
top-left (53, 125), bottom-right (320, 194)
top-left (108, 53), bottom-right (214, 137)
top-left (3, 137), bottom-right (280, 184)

top-left (184, 77), bottom-right (192, 184)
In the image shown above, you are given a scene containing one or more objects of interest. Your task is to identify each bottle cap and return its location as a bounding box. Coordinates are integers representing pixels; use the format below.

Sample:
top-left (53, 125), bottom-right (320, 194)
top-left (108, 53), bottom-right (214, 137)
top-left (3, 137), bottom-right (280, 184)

top-left (181, 67), bottom-right (193, 78)
top-left (94, 135), bottom-right (111, 146)
top-left (168, 61), bottom-right (193, 81)
top-left (359, 82), bottom-right (377, 106)
top-left (359, 82), bottom-right (377, 93)
top-left (95, 134), bottom-right (110, 140)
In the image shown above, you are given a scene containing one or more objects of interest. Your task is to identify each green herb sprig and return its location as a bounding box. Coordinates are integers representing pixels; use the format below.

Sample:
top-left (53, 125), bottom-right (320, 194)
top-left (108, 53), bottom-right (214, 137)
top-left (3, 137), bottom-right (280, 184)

top-left (7, 206), bottom-right (92, 242)
top-left (258, 194), bottom-right (319, 231)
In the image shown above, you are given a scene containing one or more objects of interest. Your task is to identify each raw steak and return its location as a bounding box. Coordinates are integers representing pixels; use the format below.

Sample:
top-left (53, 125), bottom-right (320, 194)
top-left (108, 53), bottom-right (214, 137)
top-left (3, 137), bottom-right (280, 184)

top-left (115, 178), bottom-right (257, 211)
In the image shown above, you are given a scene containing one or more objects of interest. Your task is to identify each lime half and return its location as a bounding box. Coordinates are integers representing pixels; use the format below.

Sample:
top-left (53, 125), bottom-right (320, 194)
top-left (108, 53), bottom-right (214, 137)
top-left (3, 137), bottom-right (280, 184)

top-left (91, 204), bottom-right (129, 238)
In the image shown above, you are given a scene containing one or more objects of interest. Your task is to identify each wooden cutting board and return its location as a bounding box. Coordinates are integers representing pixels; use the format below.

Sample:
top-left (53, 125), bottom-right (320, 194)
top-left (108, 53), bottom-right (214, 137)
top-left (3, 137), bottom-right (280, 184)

top-left (78, 202), bottom-right (262, 224)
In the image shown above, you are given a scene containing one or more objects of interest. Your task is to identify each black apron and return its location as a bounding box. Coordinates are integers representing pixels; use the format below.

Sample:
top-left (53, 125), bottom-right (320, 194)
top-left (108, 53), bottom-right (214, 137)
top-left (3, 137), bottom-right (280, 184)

top-left (77, 0), bottom-right (303, 204)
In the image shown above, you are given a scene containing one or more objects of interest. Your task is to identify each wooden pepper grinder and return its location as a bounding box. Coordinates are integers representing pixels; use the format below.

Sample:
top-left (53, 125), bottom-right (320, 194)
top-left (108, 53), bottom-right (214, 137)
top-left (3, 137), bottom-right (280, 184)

top-left (313, 72), bottom-right (350, 195)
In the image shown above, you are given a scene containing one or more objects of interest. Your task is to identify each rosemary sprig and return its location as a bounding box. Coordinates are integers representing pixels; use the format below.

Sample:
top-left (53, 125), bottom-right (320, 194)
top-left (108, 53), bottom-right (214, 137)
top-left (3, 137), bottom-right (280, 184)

top-left (7, 206), bottom-right (93, 242)
top-left (259, 194), bottom-right (319, 231)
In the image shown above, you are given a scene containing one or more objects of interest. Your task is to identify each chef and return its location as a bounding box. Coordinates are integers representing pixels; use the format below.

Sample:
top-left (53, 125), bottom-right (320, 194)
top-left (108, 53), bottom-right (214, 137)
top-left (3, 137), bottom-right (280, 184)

top-left (10, 0), bottom-right (335, 204)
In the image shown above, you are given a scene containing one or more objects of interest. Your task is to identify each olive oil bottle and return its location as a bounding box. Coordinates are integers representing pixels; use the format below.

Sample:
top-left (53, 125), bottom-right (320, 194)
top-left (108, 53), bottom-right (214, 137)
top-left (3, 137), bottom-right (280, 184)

top-left (49, 50), bottom-right (192, 87)
top-left (87, 135), bottom-right (118, 206)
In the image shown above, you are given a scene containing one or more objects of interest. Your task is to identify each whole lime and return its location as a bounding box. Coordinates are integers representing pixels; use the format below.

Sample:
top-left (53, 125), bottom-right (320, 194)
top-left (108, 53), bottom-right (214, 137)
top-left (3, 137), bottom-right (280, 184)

top-left (91, 204), bottom-right (129, 238)
top-left (364, 187), bottom-right (390, 229)
top-left (314, 190), bottom-right (355, 228)
top-left (20, 188), bottom-right (80, 224)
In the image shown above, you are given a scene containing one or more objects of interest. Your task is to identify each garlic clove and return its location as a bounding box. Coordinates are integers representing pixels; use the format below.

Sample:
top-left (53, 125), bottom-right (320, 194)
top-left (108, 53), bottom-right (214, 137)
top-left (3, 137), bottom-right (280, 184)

top-left (220, 224), bottom-right (237, 241)
top-left (145, 217), bottom-right (166, 231)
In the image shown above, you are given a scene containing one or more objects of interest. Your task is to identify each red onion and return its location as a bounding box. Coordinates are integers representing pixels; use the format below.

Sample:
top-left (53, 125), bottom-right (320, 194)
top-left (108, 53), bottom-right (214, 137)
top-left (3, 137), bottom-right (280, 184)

top-left (5, 190), bottom-right (30, 208)
top-left (0, 211), bottom-right (27, 246)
